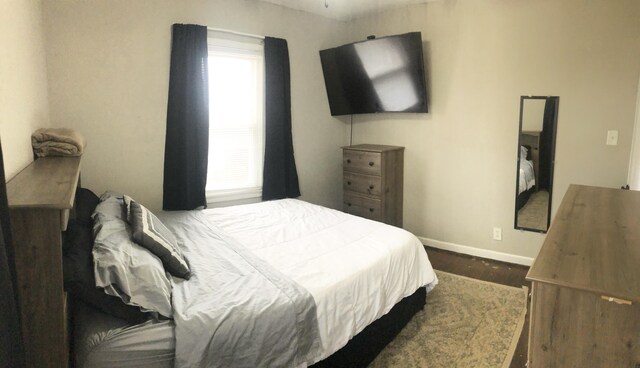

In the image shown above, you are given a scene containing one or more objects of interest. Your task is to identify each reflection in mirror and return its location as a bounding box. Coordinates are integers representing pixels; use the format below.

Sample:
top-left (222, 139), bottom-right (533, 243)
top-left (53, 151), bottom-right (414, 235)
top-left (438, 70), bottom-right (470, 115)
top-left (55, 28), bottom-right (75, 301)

top-left (515, 96), bottom-right (559, 233)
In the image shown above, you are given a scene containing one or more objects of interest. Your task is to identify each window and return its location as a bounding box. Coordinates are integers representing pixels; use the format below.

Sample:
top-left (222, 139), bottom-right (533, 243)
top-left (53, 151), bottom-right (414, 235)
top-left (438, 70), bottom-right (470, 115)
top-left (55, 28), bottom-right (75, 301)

top-left (206, 32), bottom-right (265, 203)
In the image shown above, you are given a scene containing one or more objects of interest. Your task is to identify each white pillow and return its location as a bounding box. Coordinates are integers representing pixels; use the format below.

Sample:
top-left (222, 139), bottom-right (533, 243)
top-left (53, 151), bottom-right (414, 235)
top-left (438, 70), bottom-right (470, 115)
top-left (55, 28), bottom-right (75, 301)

top-left (92, 194), bottom-right (173, 318)
top-left (520, 146), bottom-right (528, 160)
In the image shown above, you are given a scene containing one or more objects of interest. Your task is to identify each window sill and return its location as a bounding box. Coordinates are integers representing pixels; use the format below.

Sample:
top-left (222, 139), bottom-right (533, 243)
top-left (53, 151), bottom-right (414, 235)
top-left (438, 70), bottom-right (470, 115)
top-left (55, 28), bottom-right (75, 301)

top-left (206, 187), bottom-right (262, 207)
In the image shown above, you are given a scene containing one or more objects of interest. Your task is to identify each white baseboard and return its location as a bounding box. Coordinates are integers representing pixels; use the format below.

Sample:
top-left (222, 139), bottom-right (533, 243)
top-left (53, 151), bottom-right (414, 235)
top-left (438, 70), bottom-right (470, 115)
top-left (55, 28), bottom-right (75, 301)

top-left (418, 236), bottom-right (534, 266)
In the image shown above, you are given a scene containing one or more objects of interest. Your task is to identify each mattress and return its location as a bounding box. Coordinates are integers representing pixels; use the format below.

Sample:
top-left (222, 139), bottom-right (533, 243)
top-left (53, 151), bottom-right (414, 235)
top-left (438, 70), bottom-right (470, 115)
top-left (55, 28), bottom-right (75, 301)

top-left (197, 199), bottom-right (437, 364)
top-left (74, 300), bottom-right (175, 367)
top-left (76, 199), bottom-right (437, 367)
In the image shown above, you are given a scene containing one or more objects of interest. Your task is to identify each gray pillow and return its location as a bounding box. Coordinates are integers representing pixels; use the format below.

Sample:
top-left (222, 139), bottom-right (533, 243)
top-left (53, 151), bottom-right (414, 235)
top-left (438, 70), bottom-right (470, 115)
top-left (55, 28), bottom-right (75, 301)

top-left (129, 200), bottom-right (191, 279)
top-left (92, 200), bottom-right (173, 318)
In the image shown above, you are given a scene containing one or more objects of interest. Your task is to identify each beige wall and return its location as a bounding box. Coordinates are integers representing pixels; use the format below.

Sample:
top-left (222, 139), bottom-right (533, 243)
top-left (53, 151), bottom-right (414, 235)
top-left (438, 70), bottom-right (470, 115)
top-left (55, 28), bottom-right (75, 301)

top-left (38, 0), bottom-right (640, 261)
top-left (42, 0), bottom-right (350, 211)
top-left (347, 0), bottom-right (640, 259)
top-left (0, 0), bottom-right (50, 179)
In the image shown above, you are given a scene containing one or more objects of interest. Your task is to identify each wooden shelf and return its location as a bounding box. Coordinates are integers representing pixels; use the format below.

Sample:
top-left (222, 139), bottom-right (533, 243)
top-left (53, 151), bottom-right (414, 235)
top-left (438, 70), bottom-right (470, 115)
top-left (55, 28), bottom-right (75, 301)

top-left (7, 156), bottom-right (81, 368)
top-left (7, 156), bottom-right (80, 209)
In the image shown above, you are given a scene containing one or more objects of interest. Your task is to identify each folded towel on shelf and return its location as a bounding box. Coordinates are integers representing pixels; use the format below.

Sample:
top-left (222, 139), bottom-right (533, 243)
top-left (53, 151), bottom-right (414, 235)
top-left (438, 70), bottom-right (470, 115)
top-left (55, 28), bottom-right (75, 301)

top-left (31, 128), bottom-right (87, 157)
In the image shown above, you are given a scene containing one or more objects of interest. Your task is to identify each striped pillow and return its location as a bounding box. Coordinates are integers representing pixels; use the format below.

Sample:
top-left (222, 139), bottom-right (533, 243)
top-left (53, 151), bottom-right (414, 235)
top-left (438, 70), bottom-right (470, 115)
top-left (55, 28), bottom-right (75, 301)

top-left (129, 200), bottom-right (191, 279)
top-left (123, 194), bottom-right (134, 223)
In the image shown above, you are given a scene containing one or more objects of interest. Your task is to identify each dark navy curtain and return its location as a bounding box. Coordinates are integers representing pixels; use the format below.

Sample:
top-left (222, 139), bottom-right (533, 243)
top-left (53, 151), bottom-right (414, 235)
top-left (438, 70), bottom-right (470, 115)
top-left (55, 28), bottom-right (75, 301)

top-left (0, 141), bottom-right (25, 367)
top-left (163, 24), bottom-right (209, 210)
top-left (262, 37), bottom-right (301, 200)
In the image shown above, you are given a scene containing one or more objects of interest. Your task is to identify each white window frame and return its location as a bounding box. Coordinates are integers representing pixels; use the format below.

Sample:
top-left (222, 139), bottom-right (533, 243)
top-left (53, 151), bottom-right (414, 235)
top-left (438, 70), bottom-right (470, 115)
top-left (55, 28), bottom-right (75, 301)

top-left (205, 33), bottom-right (265, 205)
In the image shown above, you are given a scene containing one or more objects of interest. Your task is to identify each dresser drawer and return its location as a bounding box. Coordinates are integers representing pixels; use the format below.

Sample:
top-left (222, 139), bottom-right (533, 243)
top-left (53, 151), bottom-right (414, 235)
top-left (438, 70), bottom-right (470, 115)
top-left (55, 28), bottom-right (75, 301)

top-left (343, 172), bottom-right (382, 196)
top-left (343, 150), bottom-right (382, 176)
top-left (344, 194), bottom-right (383, 221)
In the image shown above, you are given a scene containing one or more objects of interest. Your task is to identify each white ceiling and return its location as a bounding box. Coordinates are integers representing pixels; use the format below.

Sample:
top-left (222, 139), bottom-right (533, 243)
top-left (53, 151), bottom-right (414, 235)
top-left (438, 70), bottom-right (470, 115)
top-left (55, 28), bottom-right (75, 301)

top-left (258, 0), bottom-right (438, 21)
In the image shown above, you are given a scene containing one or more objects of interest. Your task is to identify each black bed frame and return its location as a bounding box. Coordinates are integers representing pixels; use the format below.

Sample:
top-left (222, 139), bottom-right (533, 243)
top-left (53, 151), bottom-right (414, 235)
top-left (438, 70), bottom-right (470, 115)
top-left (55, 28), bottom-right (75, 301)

top-left (312, 287), bottom-right (427, 368)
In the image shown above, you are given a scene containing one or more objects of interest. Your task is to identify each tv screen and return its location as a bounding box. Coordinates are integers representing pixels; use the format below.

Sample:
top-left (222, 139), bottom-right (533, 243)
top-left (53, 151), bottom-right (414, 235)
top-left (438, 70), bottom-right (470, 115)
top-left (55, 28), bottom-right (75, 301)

top-left (319, 32), bottom-right (428, 116)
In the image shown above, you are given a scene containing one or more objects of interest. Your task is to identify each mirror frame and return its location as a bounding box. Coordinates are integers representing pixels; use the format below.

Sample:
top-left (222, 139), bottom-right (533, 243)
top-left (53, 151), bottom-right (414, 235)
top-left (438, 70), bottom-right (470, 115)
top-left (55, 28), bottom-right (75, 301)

top-left (514, 95), bottom-right (559, 233)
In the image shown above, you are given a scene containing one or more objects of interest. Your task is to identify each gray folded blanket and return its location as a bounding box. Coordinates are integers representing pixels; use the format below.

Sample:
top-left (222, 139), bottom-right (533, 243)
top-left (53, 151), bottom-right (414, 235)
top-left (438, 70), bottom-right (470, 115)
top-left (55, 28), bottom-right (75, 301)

top-left (31, 128), bottom-right (86, 157)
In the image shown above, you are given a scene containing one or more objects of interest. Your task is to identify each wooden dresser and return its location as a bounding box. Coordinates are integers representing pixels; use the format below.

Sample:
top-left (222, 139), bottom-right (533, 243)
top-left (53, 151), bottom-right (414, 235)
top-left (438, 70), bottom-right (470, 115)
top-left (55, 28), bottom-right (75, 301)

top-left (7, 157), bottom-right (81, 368)
top-left (342, 144), bottom-right (404, 227)
top-left (526, 185), bottom-right (640, 367)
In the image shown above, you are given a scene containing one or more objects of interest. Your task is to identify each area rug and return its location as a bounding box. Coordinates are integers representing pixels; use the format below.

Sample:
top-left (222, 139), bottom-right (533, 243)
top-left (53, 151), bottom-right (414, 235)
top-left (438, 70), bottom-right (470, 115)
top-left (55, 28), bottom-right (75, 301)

top-left (370, 271), bottom-right (528, 368)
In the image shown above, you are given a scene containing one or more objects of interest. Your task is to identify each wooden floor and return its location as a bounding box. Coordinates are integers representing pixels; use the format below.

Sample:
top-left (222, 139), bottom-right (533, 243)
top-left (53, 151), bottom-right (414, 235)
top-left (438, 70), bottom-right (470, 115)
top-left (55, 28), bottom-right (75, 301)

top-left (424, 246), bottom-right (530, 368)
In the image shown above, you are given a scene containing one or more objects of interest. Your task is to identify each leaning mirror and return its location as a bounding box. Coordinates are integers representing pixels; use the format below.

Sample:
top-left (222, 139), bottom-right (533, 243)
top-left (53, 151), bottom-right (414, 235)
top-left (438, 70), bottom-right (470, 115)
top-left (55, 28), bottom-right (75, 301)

top-left (514, 96), bottom-right (559, 233)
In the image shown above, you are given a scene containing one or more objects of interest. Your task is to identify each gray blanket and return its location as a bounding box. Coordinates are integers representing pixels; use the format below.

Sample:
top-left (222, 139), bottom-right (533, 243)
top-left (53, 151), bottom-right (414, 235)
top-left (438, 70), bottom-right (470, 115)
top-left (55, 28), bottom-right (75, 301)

top-left (160, 211), bottom-right (321, 368)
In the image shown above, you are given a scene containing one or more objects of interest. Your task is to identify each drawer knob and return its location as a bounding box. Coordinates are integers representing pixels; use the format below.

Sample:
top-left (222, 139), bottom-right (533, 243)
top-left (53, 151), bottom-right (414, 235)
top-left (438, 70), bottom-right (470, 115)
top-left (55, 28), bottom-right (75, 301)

top-left (347, 203), bottom-right (351, 207)
top-left (347, 181), bottom-right (351, 185)
top-left (369, 208), bottom-right (374, 212)
top-left (346, 159), bottom-right (351, 164)
top-left (369, 185), bottom-right (374, 189)
top-left (369, 162), bottom-right (374, 166)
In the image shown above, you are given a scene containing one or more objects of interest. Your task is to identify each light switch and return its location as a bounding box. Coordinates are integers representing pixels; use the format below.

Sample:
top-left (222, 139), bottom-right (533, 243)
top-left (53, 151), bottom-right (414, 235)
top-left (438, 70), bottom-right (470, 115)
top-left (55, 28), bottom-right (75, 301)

top-left (607, 130), bottom-right (618, 146)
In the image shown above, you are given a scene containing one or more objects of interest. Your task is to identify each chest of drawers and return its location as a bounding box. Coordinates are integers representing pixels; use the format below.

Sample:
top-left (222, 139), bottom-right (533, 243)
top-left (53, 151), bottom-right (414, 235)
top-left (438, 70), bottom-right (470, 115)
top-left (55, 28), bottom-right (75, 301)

top-left (526, 185), bottom-right (640, 367)
top-left (342, 144), bottom-right (404, 227)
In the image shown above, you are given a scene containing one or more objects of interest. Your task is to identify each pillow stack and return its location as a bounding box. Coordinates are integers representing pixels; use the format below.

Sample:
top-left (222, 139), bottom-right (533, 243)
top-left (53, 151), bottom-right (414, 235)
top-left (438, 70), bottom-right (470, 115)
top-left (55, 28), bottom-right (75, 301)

top-left (63, 189), bottom-right (191, 323)
top-left (63, 189), bottom-right (148, 323)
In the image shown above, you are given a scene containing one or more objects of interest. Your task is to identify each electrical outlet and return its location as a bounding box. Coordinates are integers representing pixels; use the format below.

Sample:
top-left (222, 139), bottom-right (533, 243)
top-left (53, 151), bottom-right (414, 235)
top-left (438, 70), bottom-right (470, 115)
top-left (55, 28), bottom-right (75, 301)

top-left (493, 227), bottom-right (502, 241)
top-left (606, 130), bottom-right (618, 146)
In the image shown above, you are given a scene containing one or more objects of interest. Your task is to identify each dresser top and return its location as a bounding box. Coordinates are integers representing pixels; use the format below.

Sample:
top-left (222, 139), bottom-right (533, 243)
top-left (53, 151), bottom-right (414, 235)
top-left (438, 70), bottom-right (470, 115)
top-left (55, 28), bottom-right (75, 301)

top-left (7, 157), bottom-right (81, 209)
top-left (526, 184), bottom-right (640, 302)
top-left (341, 144), bottom-right (405, 152)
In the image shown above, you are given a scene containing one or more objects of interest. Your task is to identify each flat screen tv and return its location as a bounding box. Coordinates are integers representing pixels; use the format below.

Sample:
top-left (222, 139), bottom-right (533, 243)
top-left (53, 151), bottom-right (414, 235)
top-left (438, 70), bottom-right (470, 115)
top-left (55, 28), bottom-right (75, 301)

top-left (319, 32), bottom-right (428, 116)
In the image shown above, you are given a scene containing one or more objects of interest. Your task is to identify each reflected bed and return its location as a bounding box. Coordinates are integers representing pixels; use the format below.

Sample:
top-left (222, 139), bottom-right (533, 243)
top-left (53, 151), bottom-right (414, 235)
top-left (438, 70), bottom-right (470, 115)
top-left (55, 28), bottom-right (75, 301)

top-left (517, 145), bottom-right (536, 211)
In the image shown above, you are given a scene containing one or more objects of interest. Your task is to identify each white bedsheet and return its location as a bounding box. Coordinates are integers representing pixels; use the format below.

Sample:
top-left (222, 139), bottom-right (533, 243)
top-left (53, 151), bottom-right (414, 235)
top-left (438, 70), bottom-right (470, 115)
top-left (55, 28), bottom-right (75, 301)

top-left (519, 159), bottom-right (535, 194)
top-left (74, 301), bottom-right (175, 368)
top-left (203, 198), bottom-right (438, 364)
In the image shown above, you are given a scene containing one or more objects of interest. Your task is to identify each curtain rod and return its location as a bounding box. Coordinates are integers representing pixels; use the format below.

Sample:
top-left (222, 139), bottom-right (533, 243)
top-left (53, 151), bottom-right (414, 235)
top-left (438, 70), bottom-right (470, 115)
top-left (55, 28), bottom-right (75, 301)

top-left (207, 27), bottom-right (265, 40)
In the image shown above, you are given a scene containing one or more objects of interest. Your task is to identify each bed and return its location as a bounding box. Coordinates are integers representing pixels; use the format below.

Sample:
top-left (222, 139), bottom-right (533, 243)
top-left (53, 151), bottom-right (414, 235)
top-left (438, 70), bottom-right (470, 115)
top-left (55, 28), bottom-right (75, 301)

top-left (69, 193), bottom-right (438, 367)
top-left (517, 145), bottom-right (536, 210)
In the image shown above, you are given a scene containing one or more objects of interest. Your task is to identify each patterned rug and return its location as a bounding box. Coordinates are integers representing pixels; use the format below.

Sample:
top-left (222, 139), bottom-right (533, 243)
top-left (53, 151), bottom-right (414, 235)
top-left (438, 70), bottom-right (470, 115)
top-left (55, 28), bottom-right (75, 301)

top-left (370, 271), bottom-right (528, 368)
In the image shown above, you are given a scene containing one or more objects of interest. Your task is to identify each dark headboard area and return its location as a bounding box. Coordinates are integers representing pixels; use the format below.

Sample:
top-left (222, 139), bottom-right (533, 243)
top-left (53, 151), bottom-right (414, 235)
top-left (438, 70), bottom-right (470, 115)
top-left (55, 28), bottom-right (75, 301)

top-left (522, 144), bottom-right (532, 161)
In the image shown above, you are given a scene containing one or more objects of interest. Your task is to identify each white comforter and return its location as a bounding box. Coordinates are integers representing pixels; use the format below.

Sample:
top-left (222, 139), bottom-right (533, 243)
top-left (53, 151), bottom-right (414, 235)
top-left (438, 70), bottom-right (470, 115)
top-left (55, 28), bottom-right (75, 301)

top-left (202, 199), bottom-right (438, 364)
top-left (519, 159), bottom-right (535, 194)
